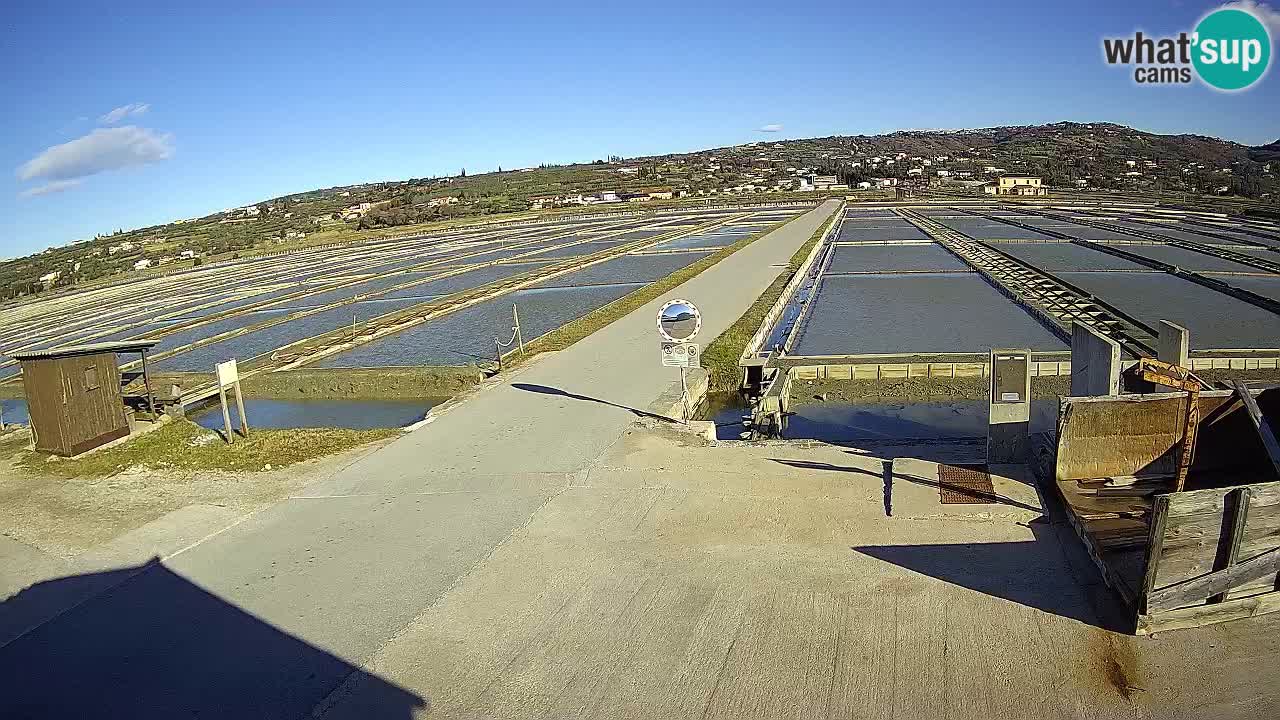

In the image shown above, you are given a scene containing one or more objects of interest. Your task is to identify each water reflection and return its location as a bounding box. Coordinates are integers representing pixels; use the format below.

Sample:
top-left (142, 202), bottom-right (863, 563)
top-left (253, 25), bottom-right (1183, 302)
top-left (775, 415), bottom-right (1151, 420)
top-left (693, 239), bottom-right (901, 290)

top-left (192, 397), bottom-right (443, 430)
top-left (702, 393), bottom-right (1055, 443)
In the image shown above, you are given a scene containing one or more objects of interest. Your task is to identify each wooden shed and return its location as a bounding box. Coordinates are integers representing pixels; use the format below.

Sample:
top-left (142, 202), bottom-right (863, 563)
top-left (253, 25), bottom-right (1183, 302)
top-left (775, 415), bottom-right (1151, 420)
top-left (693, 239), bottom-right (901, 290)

top-left (11, 340), bottom-right (158, 457)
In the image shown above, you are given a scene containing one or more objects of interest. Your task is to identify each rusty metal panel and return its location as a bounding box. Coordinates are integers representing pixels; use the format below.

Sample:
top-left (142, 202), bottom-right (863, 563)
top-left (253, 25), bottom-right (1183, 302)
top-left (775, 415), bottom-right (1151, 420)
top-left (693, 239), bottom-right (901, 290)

top-left (938, 463), bottom-right (996, 504)
top-left (1054, 392), bottom-right (1237, 483)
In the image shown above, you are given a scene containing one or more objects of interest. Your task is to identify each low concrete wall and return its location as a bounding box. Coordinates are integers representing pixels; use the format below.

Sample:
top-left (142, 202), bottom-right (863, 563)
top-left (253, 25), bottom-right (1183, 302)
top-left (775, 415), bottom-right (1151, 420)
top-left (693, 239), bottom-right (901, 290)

top-left (1070, 323), bottom-right (1121, 397)
top-left (647, 368), bottom-right (709, 422)
top-left (790, 359), bottom-right (1072, 381)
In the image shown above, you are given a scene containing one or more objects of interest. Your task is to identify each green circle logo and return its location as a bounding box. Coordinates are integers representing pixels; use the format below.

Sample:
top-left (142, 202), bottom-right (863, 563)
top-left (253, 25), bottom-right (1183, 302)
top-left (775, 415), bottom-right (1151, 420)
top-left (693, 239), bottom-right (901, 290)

top-left (1193, 8), bottom-right (1271, 90)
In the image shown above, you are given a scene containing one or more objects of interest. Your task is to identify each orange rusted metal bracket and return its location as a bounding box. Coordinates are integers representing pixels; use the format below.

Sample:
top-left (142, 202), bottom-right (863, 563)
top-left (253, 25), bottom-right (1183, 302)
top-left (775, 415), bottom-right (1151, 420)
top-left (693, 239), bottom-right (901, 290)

top-left (1129, 357), bottom-right (1211, 492)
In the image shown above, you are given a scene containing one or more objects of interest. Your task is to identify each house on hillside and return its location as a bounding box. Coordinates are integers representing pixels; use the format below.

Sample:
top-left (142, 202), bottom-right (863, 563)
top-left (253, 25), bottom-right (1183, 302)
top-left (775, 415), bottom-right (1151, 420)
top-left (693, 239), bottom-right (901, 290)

top-left (811, 175), bottom-right (838, 190)
top-left (584, 191), bottom-right (620, 204)
top-left (983, 175), bottom-right (1047, 196)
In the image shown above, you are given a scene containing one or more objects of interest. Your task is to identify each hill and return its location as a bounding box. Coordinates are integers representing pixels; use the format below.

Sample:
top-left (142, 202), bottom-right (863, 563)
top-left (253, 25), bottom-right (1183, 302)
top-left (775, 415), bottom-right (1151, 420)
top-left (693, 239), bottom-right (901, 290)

top-left (1249, 139), bottom-right (1280, 164)
top-left (3, 121), bottom-right (1277, 302)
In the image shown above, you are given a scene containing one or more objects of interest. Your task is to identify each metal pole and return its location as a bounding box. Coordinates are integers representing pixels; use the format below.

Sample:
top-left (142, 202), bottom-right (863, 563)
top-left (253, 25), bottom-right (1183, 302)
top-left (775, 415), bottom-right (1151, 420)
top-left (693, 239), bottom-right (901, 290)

top-left (352, 312), bottom-right (357, 340)
top-left (513, 304), bottom-right (524, 355)
top-left (140, 349), bottom-right (156, 419)
top-left (495, 338), bottom-right (503, 372)
top-left (679, 367), bottom-right (689, 424)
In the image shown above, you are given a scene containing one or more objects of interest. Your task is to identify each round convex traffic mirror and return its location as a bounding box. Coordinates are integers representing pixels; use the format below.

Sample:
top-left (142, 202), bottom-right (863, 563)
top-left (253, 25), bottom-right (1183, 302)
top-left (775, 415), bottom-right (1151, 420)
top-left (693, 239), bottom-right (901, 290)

top-left (657, 299), bottom-right (701, 342)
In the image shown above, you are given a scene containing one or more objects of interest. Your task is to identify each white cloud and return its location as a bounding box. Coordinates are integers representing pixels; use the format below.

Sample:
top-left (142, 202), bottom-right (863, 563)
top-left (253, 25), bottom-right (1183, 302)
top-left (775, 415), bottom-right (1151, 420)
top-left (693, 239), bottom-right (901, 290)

top-left (18, 179), bottom-right (84, 199)
top-left (17, 126), bottom-right (174, 183)
top-left (98, 102), bottom-right (150, 125)
top-left (1218, 1), bottom-right (1280, 34)
top-left (758, 123), bottom-right (784, 133)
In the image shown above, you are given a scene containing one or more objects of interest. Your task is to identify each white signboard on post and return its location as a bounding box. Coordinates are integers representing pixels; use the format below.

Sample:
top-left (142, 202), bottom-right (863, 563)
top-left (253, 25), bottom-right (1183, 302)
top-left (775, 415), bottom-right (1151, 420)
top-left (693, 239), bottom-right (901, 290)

top-left (215, 359), bottom-right (239, 388)
top-left (661, 341), bottom-right (700, 368)
top-left (213, 358), bottom-right (249, 444)
top-left (657, 299), bottom-right (703, 422)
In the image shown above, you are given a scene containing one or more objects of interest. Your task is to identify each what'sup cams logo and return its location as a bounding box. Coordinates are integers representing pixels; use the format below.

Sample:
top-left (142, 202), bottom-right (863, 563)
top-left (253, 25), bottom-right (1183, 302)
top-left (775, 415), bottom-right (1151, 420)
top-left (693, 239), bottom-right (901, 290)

top-left (1103, 6), bottom-right (1272, 90)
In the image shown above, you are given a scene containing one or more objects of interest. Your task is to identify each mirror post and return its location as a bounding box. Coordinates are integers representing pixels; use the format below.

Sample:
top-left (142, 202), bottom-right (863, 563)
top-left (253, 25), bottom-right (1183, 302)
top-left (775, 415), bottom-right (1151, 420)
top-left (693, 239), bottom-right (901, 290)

top-left (679, 367), bottom-right (689, 423)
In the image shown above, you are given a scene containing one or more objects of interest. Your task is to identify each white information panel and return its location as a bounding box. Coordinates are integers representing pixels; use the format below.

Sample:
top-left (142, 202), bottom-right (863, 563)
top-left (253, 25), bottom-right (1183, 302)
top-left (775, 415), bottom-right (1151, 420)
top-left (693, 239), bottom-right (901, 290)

top-left (661, 342), bottom-right (699, 368)
top-left (215, 359), bottom-right (239, 389)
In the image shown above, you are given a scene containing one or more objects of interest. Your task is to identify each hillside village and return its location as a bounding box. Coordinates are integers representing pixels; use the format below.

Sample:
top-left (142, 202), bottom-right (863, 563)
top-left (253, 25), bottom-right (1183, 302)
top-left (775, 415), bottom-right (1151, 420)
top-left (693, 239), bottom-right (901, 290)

top-left (3, 122), bottom-right (1276, 302)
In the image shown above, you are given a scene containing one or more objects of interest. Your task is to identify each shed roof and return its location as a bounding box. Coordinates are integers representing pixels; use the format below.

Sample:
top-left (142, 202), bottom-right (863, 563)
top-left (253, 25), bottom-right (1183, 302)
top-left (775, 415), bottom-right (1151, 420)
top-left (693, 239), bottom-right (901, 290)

top-left (9, 340), bottom-right (159, 361)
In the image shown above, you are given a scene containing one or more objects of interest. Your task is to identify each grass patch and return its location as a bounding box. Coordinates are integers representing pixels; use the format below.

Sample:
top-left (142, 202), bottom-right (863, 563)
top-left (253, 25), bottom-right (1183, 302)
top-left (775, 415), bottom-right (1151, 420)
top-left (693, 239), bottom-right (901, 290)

top-left (18, 420), bottom-right (398, 477)
top-left (511, 214), bottom-right (802, 362)
top-left (701, 209), bottom-right (839, 391)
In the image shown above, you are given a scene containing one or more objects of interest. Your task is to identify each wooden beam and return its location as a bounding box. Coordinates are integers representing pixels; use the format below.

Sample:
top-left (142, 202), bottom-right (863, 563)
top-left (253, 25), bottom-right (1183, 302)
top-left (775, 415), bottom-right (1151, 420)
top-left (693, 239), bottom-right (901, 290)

top-left (1210, 487), bottom-right (1252, 604)
top-left (1175, 389), bottom-right (1198, 493)
top-left (233, 380), bottom-right (249, 437)
top-left (140, 349), bottom-right (156, 419)
top-left (218, 385), bottom-right (234, 445)
top-left (1147, 544), bottom-right (1280, 613)
top-left (1230, 381), bottom-right (1280, 479)
top-left (1138, 590), bottom-right (1280, 634)
top-left (1140, 495), bottom-right (1170, 614)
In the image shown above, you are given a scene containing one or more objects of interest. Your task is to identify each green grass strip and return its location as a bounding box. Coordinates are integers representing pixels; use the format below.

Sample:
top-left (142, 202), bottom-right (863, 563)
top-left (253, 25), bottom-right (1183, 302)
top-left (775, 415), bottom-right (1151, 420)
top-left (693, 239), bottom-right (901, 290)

top-left (701, 210), bottom-right (837, 391)
top-left (510, 214), bottom-right (803, 366)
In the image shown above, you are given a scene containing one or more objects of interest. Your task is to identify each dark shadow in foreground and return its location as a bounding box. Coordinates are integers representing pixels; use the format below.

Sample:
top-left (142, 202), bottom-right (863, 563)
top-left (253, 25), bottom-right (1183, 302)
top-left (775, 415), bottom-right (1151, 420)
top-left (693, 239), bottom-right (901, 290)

top-left (512, 382), bottom-right (671, 421)
top-left (853, 517), bottom-right (1130, 633)
top-left (0, 559), bottom-right (425, 719)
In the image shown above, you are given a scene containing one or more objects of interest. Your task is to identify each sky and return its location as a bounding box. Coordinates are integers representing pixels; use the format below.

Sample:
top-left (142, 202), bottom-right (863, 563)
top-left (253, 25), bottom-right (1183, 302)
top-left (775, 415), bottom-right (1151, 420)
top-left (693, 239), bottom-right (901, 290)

top-left (2, 0), bottom-right (1278, 258)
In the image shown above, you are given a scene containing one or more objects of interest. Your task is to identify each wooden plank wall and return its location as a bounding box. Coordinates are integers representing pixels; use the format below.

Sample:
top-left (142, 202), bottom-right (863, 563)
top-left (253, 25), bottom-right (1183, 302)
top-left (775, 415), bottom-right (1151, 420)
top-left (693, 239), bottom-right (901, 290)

top-left (64, 353), bottom-right (127, 455)
top-left (21, 358), bottom-right (67, 455)
top-left (1147, 482), bottom-right (1280, 610)
top-left (1138, 480), bottom-right (1280, 632)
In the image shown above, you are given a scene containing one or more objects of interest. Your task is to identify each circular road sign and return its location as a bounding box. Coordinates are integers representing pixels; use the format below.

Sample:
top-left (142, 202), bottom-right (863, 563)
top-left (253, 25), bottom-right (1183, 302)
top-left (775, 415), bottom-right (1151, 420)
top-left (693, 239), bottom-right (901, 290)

top-left (657, 299), bottom-right (701, 342)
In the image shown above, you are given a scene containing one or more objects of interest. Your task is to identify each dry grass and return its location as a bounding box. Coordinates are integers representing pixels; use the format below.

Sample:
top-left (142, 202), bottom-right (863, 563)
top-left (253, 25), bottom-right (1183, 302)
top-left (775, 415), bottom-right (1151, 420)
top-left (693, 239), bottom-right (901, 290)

top-left (17, 420), bottom-right (398, 477)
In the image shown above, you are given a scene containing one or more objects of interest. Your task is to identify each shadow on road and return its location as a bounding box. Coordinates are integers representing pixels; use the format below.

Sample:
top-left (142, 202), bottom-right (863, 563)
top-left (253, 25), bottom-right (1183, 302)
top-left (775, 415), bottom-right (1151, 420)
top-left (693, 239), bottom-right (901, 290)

top-left (0, 559), bottom-right (425, 719)
top-left (852, 517), bottom-right (1128, 632)
top-left (511, 382), bottom-right (671, 422)
top-left (769, 456), bottom-right (1041, 513)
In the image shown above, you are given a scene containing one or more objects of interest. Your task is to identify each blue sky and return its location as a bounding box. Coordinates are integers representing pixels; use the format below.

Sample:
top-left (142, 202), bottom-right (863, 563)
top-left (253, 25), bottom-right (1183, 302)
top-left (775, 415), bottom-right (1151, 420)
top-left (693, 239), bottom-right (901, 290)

top-left (2, 0), bottom-right (1278, 257)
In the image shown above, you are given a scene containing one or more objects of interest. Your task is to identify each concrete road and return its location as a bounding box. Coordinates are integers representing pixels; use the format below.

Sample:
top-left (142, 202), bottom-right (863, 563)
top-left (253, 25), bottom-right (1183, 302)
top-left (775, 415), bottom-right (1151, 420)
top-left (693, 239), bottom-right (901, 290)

top-left (317, 429), bottom-right (1280, 720)
top-left (0, 201), bottom-right (840, 719)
